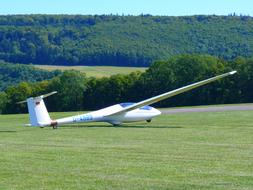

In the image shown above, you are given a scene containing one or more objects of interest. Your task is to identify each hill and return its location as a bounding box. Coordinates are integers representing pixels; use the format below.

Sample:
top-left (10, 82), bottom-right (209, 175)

top-left (0, 15), bottom-right (253, 66)
top-left (0, 60), bottom-right (60, 91)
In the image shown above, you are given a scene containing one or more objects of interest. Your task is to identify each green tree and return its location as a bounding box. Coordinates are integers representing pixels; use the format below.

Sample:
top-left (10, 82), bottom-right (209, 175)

top-left (138, 55), bottom-right (228, 107)
top-left (232, 57), bottom-right (253, 103)
top-left (0, 92), bottom-right (7, 114)
top-left (5, 82), bottom-right (33, 113)
top-left (47, 70), bottom-right (88, 111)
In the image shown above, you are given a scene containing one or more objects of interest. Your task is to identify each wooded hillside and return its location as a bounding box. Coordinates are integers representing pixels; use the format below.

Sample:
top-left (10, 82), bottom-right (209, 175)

top-left (0, 15), bottom-right (253, 66)
top-left (0, 60), bottom-right (60, 91)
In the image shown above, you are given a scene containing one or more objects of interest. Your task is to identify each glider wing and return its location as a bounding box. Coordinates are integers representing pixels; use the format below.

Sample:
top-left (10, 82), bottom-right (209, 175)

top-left (104, 71), bottom-right (237, 116)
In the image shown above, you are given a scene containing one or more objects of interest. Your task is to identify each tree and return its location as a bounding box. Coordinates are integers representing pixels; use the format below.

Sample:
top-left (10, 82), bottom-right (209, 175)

top-left (4, 82), bottom-right (33, 113)
top-left (138, 55), bottom-right (228, 107)
top-left (232, 57), bottom-right (253, 103)
top-left (0, 92), bottom-right (7, 114)
top-left (47, 70), bottom-right (88, 111)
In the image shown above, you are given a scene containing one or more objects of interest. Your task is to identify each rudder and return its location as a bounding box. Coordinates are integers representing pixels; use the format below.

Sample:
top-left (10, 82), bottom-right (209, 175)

top-left (27, 97), bottom-right (51, 127)
top-left (18, 91), bottom-right (57, 127)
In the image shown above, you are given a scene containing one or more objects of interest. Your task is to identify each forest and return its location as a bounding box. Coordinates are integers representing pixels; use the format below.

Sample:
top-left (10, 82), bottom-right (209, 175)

top-left (0, 60), bottom-right (61, 91)
top-left (1, 54), bottom-right (253, 114)
top-left (0, 15), bottom-right (253, 67)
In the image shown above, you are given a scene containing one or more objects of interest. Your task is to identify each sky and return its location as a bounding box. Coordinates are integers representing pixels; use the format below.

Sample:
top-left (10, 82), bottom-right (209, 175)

top-left (0, 0), bottom-right (252, 16)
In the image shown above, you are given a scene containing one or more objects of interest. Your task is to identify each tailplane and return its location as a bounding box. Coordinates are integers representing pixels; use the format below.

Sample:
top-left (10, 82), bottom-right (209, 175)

top-left (17, 91), bottom-right (57, 127)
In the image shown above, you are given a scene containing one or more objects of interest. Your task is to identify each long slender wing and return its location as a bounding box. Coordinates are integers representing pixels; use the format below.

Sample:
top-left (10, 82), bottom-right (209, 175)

top-left (105, 71), bottom-right (237, 116)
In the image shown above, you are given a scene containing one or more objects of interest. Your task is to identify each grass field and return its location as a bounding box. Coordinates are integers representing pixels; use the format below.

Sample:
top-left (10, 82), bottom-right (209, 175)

top-left (35, 65), bottom-right (147, 78)
top-left (0, 110), bottom-right (253, 190)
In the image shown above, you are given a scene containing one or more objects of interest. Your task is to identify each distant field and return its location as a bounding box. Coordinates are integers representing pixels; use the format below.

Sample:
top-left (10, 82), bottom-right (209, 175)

top-left (1, 109), bottom-right (253, 189)
top-left (35, 65), bottom-right (147, 77)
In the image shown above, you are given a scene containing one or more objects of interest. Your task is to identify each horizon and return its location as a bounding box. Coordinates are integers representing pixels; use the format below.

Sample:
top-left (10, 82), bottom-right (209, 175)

top-left (0, 13), bottom-right (251, 17)
top-left (0, 0), bottom-right (253, 16)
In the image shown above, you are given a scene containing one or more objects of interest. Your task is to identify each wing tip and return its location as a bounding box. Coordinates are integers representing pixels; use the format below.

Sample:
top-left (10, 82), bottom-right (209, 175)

top-left (229, 70), bottom-right (237, 75)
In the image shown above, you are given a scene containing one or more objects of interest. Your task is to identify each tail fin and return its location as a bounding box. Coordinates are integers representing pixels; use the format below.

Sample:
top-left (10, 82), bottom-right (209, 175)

top-left (17, 91), bottom-right (57, 127)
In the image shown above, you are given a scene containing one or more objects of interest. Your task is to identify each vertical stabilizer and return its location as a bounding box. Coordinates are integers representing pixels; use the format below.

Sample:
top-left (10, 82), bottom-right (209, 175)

top-left (27, 97), bottom-right (51, 127)
top-left (18, 91), bottom-right (57, 127)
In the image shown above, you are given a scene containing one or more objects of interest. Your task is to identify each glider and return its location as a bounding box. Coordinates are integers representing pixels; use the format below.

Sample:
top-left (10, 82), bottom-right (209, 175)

top-left (18, 71), bottom-right (237, 129)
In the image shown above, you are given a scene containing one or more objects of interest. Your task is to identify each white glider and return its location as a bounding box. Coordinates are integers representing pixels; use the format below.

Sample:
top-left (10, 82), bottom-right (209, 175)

top-left (18, 71), bottom-right (237, 129)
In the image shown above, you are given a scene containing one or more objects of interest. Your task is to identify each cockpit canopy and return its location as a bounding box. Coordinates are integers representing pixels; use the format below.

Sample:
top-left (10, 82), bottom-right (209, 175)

top-left (119, 103), bottom-right (153, 110)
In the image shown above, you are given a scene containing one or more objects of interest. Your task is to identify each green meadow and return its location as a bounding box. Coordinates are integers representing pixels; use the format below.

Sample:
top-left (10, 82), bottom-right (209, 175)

top-left (0, 110), bottom-right (253, 190)
top-left (35, 65), bottom-right (147, 78)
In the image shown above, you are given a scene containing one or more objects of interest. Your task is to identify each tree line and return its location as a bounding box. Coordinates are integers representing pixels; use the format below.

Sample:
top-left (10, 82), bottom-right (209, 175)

top-left (1, 54), bottom-right (253, 114)
top-left (0, 15), bottom-right (253, 67)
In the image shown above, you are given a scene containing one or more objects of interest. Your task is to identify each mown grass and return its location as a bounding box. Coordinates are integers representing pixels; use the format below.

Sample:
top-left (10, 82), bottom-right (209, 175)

top-left (35, 65), bottom-right (147, 78)
top-left (0, 110), bottom-right (253, 190)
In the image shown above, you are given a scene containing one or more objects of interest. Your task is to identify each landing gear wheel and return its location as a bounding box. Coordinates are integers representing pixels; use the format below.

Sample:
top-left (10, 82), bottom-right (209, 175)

top-left (51, 121), bottom-right (58, 129)
top-left (146, 119), bottom-right (151, 123)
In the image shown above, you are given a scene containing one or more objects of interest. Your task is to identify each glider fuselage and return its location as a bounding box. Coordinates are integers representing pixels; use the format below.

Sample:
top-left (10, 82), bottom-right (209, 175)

top-left (54, 103), bottom-right (161, 126)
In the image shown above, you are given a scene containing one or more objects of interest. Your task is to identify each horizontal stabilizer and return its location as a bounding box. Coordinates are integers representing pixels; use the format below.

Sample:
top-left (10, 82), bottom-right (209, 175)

top-left (17, 91), bottom-right (57, 104)
top-left (40, 91), bottom-right (57, 99)
top-left (17, 100), bottom-right (27, 104)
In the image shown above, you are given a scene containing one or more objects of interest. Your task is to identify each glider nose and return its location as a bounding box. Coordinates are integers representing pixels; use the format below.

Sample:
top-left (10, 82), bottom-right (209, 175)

top-left (153, 108), bottom-right (161, 116)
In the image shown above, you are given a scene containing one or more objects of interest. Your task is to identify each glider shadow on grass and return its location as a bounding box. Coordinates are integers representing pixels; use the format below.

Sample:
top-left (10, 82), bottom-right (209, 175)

top-left (0, 130), bottom-right (17, 133)
top-left (60, 124), bottom-right (183, 129)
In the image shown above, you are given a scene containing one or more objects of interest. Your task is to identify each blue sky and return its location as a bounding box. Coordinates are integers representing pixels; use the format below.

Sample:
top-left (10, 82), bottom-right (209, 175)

top-left (1, 0), bottom-right (252, 16)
